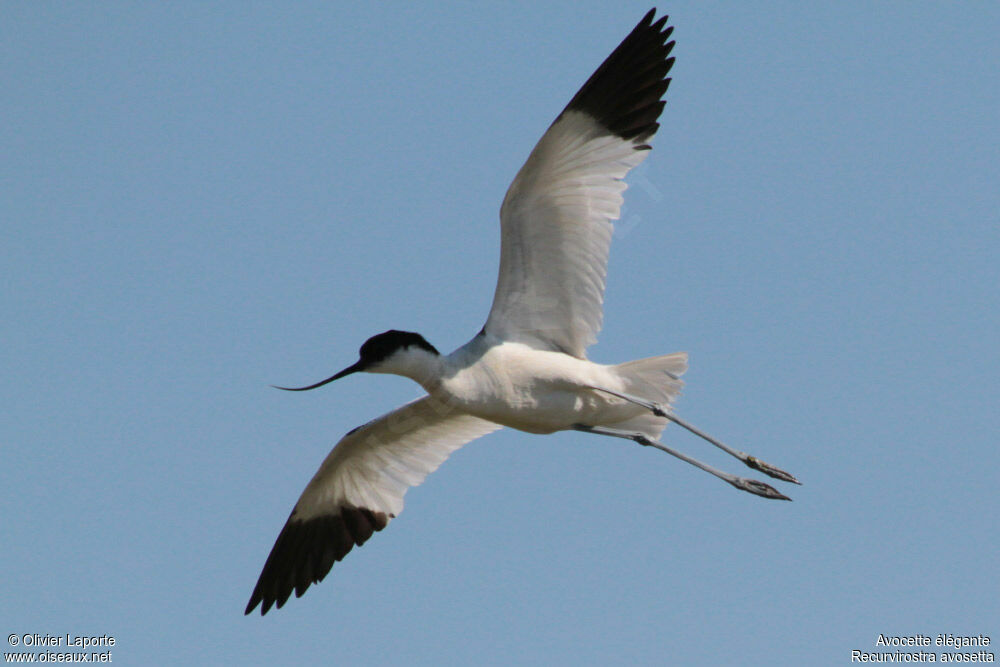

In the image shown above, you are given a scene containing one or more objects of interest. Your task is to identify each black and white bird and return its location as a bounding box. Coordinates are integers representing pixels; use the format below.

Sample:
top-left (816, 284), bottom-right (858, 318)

top-left (246, 8), bottom-right (799, 616)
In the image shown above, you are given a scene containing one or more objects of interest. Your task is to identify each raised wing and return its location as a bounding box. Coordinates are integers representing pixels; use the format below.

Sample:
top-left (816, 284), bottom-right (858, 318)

top-left (483, 10), bottom-right (675, 358)
top-left (245, 396), bottom-right (501, 615)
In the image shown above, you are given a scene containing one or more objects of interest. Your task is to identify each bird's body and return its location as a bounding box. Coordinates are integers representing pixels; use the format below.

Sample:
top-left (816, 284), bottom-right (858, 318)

top-left (246, 8), bottom-right (798, 616)
top-left (392, 332), bottom-right (686, 435)
top-left (436, 337), bottom-right (632, 435)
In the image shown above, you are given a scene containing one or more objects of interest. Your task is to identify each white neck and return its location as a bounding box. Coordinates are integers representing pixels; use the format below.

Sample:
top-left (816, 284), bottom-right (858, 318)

top-left (370, 346), bottom-right (445, 390)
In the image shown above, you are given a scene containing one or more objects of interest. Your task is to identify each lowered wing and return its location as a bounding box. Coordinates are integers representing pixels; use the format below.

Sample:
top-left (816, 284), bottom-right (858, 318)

top-left (246, 396), bottom-right (501, 615)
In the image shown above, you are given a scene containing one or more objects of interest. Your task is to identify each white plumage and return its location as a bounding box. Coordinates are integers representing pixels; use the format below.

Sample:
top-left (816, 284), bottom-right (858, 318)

top-left (246, 8), bottom-right (798, 616)
top-left (486, 111), bottom-right (648, 357)
top-left (293, 396), bottom-right (501, 522)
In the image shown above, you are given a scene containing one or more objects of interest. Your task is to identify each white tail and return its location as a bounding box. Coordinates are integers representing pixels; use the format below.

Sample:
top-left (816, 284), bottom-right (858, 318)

top-left (609, 352), bottom-right (688, 438)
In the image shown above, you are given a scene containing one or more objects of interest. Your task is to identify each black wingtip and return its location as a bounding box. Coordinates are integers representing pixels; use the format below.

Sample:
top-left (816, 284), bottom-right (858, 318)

top-left (559, 8), bottom-right (676, 143)
top-left (244, 595), bottom-right (263, 616)
top-left (245, 508), bottom-right (390, 616)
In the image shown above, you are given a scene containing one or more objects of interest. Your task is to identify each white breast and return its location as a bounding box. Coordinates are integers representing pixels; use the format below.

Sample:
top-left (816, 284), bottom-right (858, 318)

top-left (434, 336), bottom-right (635, 434)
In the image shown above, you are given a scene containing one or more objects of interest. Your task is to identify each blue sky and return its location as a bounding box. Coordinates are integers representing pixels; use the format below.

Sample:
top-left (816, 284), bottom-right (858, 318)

top-left (3, 2), bottom-right (998, 664)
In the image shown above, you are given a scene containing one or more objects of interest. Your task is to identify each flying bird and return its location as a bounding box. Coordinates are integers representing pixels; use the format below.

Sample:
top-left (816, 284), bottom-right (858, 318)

top-left (246, 8), bottom-right (799, 616)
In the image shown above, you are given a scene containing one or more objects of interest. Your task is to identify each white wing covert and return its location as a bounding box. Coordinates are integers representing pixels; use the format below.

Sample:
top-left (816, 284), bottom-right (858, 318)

top-left (484, 10), bottom-right (675, 358)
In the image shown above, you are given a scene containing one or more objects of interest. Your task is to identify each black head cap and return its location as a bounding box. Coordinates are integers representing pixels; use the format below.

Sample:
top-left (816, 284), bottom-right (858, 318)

top-left (358, 330), bottom-right (439, 365)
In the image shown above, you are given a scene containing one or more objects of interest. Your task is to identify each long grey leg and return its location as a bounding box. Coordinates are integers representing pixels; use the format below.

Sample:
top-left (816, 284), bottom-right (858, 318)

top-left (588, 385), bottom-right (800, 485)
top-left (572, 424), bottom-right (790, 500)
